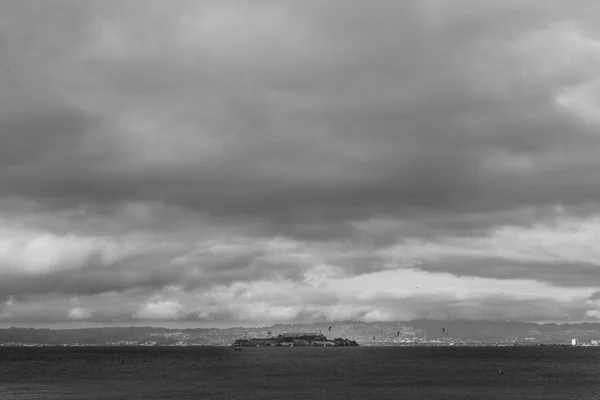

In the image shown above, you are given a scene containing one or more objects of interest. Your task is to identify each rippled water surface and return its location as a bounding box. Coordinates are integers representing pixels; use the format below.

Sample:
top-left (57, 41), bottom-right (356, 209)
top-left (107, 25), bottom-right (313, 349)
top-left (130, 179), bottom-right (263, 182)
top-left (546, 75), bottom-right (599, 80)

top-left (1, 346), bottom-right (600, 399)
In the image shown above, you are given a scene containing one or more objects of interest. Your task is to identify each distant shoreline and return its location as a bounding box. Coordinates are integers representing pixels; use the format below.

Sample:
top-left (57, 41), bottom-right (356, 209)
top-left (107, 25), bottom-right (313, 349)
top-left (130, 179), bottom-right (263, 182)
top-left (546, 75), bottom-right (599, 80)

top-left (0, 343), bottom-right (583, 348)
top-left (1, 321), bottom-right (597, 347)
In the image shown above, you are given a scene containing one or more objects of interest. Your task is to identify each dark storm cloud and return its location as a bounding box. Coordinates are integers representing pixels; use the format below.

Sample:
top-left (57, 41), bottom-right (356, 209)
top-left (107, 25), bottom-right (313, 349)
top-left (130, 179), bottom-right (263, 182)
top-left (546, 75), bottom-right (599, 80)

top-left (177, 249), bottom-right (309, 290)
top-left (0, 106), bottom-right (94, 168)
top-left (415, 256), bottom-right (600, 288)
top-left (323, 253), bottom-right (389, 277)
top-left (589, 291), bottom-right (600, 300)
top-left (2, 0), bottom-right (600, 325)
top-left (1, 0), bottom-right (600, 239)
top-left (0, 245), bottom-right (309, 300)
top-left (0, 258), bottom-right (177, 300)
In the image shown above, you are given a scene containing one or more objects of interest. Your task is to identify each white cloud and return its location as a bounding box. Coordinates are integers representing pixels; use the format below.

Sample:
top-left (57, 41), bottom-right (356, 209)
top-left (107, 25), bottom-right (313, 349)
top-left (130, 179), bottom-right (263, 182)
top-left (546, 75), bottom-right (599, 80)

top-left (363, 310), bottom-right (392, 322)
top-left (68, 307), bottom-right (92, 320)
top-left (383, 214), bottom-right (600, 266)
top-left (133, 299), bottom-right (184, 320)
top-left (0, 225), bottom-right (119, 275)
top-left (513, 22), bottom-right (600, 85)
top-left (556, 79), bottom-right (600, 125)
top-left (228, 302), bottom-right (299, 322)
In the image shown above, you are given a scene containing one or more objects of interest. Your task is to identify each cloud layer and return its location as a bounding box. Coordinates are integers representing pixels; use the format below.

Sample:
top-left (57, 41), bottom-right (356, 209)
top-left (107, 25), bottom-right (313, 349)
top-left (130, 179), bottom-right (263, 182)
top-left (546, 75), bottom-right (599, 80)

top-left (2, 0), bottom-right (600, 326)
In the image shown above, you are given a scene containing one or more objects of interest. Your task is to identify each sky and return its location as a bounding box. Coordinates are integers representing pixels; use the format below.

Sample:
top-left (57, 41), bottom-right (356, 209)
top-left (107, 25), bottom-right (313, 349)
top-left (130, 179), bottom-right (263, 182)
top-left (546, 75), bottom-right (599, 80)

top-left (2, 0), bottom-right (600, 328)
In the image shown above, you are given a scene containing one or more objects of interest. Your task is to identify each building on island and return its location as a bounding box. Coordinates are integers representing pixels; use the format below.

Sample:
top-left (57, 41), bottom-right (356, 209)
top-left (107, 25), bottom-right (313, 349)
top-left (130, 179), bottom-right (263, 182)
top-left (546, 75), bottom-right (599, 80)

top-left (232, 332), bottom-right (357, 347)
top-left (278, 333), bottom-right (326, 342)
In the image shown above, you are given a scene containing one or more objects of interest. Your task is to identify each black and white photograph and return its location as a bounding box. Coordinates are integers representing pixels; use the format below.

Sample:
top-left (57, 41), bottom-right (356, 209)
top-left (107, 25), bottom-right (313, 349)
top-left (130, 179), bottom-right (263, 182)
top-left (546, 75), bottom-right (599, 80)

top-left (1, 0), bottom-right (600, 398)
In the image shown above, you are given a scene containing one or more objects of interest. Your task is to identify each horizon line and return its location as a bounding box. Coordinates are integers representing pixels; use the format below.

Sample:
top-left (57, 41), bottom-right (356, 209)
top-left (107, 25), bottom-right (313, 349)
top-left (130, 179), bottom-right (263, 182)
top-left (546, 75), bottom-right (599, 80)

top-left (0, 318), bottom-right (594, 330)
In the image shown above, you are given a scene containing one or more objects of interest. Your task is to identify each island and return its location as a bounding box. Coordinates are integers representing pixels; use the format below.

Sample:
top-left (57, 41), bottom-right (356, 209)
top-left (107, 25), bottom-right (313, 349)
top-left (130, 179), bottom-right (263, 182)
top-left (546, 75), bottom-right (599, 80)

top-left (232, 332), bottom-right (359, 347)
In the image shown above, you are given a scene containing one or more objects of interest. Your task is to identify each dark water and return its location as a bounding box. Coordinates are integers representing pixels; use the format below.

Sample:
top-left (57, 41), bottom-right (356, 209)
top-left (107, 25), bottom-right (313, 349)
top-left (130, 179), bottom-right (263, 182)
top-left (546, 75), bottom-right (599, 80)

top-left (1, 346), bottom-right (600, 399)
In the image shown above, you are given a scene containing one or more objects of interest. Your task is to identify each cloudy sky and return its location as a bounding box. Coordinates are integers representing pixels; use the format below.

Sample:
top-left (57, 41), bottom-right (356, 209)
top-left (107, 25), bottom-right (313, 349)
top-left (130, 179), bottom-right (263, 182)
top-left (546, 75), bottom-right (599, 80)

top-left (2, 0), bottom-right (600, 328)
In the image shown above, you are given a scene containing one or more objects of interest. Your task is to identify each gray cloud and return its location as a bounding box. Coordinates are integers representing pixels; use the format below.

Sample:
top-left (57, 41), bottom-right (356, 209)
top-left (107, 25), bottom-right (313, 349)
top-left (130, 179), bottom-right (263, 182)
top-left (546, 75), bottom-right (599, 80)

top-left (0, 247), bottom-right (309, 301)
top-left (2, 286), bottom-right (590, 325)
top-left (1, 1), bottom-right (600, 324)
top-left (362, 292), bottom-right (592, 322)
top-left (2, 0), bottom-right (600, 234)
top-left (415, 256), bottom-right (600, 288)
top-left (590, 291), bottom-right (600, 300)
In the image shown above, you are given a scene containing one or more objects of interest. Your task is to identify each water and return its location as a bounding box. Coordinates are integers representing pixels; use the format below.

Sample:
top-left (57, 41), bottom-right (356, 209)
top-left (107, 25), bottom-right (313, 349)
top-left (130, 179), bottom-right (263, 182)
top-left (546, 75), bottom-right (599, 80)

top-left (1, 346), bottom-right (600, 399)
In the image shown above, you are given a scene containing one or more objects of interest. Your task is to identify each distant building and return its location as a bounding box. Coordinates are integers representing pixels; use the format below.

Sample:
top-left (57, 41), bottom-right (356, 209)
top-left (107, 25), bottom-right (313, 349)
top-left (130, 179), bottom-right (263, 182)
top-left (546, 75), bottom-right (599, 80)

top-left (233, 332), bottom-right (329, 346)
top-left (571, 338), bottom-right (579, 346)
top-left (279, 333), bottom-right (325, 342)
top-left (591, 340), bottom-right (599, 346)
top-left (281, 332), bottom-right (320, 338)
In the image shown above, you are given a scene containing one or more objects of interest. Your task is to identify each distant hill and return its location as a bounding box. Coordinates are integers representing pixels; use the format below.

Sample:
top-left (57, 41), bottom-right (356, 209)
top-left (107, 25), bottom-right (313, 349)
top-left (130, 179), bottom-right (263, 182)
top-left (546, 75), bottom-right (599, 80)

top-left (1, 320), bottom-right (599, 346)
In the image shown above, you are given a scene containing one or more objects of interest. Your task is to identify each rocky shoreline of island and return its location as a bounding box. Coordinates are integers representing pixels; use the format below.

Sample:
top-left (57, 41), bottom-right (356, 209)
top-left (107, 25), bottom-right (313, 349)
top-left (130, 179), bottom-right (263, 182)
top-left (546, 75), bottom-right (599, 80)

top-left (232, 332), bottom-right (359, 347)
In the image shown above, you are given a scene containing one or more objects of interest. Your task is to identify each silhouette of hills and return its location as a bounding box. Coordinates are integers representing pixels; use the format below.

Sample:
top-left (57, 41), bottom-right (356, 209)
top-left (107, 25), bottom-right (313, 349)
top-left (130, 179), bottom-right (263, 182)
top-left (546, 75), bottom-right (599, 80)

top-left (1, 320), bottom-right (598, 346)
